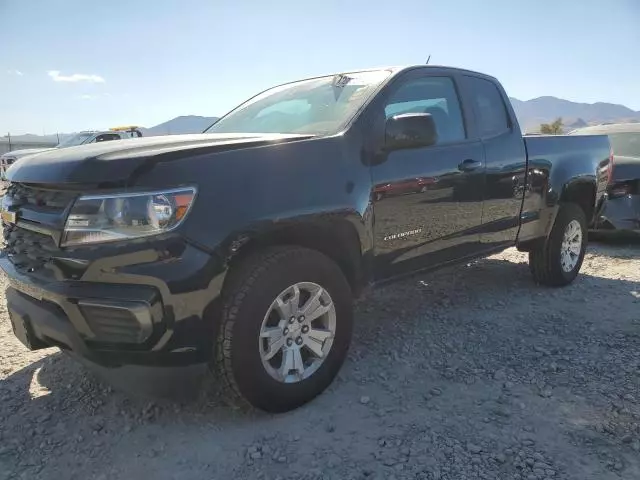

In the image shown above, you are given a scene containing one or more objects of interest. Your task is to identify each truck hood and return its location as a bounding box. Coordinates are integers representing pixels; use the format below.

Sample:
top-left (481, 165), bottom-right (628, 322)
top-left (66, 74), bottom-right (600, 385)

top-left (2, 147), bottom-right (56, 160)
top-left (6, 133), bottom-right (313, 186)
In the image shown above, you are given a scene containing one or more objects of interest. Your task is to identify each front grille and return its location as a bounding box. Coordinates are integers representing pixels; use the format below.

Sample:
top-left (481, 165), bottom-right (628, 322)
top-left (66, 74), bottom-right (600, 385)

top-left (2, 183), bottom-right (76, 276)
top-left (3, 224), bottom-right (60, 274)
top-left (4, 183), bottom-right (75, 210)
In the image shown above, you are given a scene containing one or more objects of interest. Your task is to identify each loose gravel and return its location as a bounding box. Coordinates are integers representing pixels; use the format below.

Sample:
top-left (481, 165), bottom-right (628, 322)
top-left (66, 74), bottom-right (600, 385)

top-left (1, 243), bottom-right (639, 480)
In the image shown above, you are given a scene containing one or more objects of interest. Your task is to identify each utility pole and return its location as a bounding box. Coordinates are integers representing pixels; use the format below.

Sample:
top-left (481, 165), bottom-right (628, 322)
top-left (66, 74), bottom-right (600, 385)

top-left (7, 132), bottom-right (11, 151)
top-left (426, 55), bottom-right (431, 65)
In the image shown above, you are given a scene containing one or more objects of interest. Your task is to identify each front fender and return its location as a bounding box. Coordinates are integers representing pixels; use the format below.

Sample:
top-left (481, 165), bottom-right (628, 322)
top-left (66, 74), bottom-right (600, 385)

top-left (213, 207), bottom-right (372, 290)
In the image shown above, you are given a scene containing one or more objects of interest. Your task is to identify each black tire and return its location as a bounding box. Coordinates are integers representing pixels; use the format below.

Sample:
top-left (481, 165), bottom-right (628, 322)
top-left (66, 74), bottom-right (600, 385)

top-left (213, 246), bottom-right (353, 413)
top-left (529, 203), bottom-right (587, 287)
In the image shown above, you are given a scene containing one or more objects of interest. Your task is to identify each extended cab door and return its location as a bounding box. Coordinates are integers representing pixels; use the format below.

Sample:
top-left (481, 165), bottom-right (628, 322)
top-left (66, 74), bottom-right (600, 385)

top-left (367, 69), bottom-right (486, 279)
top-left (459, 75), bottom-right (528, 247)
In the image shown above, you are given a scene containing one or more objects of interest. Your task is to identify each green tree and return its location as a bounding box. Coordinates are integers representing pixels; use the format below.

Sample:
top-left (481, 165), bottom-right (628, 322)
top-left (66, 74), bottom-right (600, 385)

top-left (540, 118), bottom-right (564, 135)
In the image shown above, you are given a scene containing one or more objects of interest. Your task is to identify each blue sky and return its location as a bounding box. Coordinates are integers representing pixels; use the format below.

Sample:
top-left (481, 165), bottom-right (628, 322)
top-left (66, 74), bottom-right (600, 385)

top-left (1, 0), bottom-right (639, 135)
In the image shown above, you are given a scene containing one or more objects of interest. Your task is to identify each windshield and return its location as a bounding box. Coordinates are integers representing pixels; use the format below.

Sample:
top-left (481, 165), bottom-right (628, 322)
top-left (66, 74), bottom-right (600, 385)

top-left (205, 70), bottom-right (391, 136)
top-left (609, 133), bottom-right (640, 158)
top-left (56, 132), bottom-right (95, 148)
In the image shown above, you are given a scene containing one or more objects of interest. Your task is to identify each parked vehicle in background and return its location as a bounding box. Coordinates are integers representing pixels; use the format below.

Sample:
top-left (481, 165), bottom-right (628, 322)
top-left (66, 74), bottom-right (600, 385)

top-left (373, 176), bottom-right (437, 200)
top-left (0, 126), bottom-right (143, 180)
top-left (570, 123), bottom-right (640, 234)
top-left (1, 66), bottom-right (610, 412)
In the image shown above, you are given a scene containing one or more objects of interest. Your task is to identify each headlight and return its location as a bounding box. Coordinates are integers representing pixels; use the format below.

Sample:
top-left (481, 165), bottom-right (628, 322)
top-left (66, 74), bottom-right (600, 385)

top-left (62, 187), bottom-right (196, 246)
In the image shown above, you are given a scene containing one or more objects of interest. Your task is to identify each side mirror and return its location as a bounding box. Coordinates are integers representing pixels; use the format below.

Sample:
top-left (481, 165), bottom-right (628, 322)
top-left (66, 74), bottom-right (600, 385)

top-left (385, 113), bottom-right (438, 151)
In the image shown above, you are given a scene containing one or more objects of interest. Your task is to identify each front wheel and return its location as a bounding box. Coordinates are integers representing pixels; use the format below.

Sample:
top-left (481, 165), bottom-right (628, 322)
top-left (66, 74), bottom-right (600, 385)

top-left (213, 246), bottom-right (353, 412)
top-left (529, 203), bottom-right (587, 287)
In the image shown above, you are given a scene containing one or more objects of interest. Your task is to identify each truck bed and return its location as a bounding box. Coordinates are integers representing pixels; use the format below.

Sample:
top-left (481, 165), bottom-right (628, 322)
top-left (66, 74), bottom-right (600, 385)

top-left (524, 133), bottom-right (611, 202)
top-left (515, 134), bottom-right (611, 242)
top-left (524, 134), bottom-right (611, 170)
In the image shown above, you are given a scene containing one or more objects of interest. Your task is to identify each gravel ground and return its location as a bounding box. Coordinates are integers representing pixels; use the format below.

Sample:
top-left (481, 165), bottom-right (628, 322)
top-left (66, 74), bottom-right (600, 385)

top-left (1, 243), bottom-right (639, 480)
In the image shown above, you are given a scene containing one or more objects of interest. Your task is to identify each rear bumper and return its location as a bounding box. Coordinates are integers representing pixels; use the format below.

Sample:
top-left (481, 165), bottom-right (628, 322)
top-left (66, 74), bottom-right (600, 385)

top-left (0, 241), bottom-right (225, 367)
top-left (593, 194), bottom-right (640, 233)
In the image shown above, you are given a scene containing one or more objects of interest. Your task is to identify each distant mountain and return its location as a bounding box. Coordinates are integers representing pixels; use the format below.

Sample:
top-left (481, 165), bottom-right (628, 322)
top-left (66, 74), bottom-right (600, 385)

top-left (149, 100), bottom-right (640, 136)
top-left (510, 96), bottom-right (640, 133)
top-left (5, 116), bottom-right (220, 146)
top-left (5, 133), bottom-right (62, 144)
top-left (564, 118), bottom-right (589, 130)
top-left (141, 115), bottom-right (219, 136)
top-left (8, 96), bottom-right (640, 141)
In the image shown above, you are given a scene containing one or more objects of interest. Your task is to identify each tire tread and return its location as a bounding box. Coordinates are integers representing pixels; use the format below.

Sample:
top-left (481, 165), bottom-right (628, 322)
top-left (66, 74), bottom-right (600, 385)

top-left (528, 203), bottom-right (587, 287)
top-left (212, 246), bottom-right (351, 410)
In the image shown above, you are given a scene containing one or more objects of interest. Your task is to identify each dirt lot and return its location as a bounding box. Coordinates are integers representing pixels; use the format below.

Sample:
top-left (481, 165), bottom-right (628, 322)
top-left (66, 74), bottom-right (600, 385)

top-left (1, 244), bottom-right (639, 480)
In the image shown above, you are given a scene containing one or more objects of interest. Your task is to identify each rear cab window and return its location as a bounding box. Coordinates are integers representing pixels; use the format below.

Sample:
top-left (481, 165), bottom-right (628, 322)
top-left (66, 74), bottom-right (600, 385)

top-left (464, 76), bottom-right (511, 138)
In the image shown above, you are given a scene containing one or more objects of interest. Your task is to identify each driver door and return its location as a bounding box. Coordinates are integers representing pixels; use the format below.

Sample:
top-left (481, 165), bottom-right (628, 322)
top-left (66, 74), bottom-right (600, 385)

top-left (368, 70), bottom-right (486, 279)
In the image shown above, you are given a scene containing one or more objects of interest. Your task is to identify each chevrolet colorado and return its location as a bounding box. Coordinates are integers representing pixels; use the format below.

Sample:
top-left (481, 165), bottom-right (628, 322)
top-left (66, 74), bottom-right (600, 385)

top-left (1, 66), bottom-right (611, 412)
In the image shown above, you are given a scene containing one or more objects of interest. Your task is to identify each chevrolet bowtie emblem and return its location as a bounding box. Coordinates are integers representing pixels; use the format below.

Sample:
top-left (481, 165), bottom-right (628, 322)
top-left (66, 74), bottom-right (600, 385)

top-left (1, 209), bottom-right (17, 224)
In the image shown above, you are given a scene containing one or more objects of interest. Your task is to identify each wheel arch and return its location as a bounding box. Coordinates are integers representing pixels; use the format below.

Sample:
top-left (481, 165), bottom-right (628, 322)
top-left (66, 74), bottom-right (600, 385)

top-left (560, 178), bottom-right (597, 225)
top-left (517, 175), bottom-right (596, 252)
top-left (223, 215), bottom-right (369, 297)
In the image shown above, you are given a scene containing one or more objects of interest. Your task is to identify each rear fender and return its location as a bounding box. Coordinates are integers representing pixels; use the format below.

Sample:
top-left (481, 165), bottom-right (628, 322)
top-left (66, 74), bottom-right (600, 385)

top-left (559, 176), bottom-right (598, 223)
top-left (517, 153), bottom-right (600, 250)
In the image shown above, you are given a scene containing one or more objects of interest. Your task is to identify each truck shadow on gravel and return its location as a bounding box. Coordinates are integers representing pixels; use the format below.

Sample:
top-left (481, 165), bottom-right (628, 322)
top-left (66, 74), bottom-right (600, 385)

top-left (2, 253), bottom-right (639, 479)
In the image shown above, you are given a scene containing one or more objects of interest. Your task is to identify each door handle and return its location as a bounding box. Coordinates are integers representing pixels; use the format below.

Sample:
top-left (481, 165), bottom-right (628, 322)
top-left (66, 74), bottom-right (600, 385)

top-left (458, 159), bottom-right (483, 172)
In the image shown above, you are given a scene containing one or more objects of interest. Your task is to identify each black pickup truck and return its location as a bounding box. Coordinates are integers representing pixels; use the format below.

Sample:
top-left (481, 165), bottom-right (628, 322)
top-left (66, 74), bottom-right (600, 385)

top-left (1, 66), bottom-right (610, 412)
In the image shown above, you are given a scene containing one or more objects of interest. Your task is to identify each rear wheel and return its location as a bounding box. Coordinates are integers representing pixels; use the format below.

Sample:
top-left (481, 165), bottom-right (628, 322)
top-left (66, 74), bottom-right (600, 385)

top-left (529, 203), bottom-right (587, 286)
top-left (213, 246), bottom-right (353, 412)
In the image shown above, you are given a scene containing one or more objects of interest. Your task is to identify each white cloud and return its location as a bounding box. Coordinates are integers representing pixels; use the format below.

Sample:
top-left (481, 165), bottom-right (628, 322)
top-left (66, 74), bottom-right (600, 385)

top-left (48, 70), bottom-right (105, 83)
top-left (7, 69), bottom-right (24, 76)
top-left (77, 93), bottom-right (111, 100)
